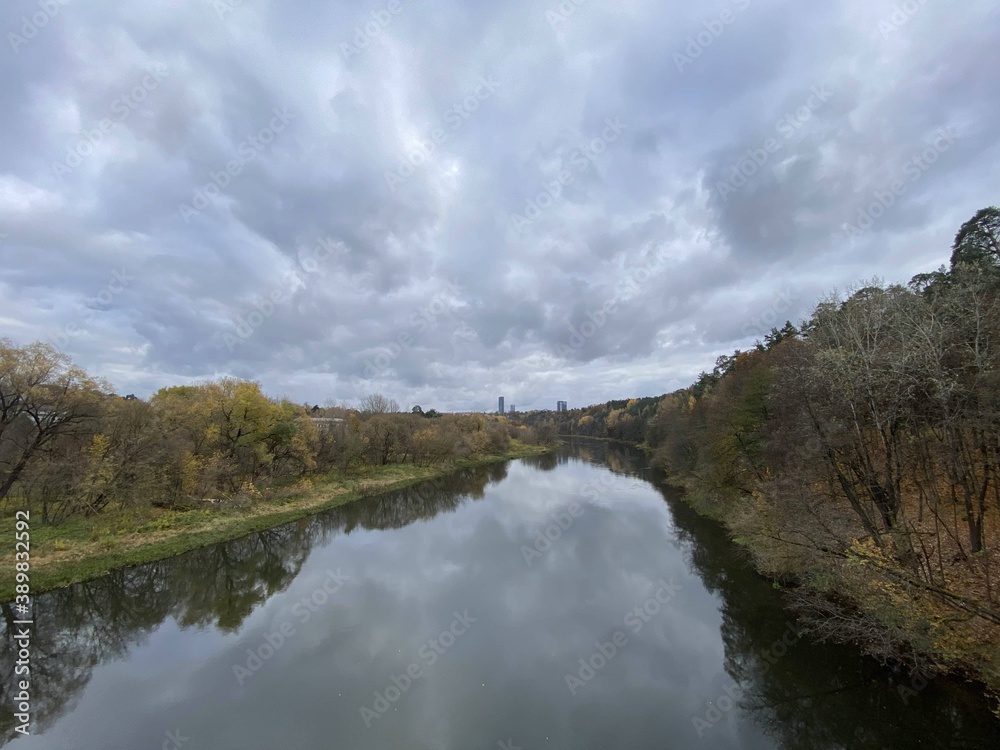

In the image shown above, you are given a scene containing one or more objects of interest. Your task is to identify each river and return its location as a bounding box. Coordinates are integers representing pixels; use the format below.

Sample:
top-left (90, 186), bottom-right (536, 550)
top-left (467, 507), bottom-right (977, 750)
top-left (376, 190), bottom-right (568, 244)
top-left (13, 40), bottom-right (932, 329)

top-left (2, 439), bottom-right (998, 749)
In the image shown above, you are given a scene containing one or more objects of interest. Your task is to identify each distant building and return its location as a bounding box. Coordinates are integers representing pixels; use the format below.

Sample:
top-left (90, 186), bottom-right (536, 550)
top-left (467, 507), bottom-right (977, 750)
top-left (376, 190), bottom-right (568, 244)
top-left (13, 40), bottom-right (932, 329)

top-left (498, 396), bottom-right (505, 414)
top-left (509, 404), bottom-right (515, 414)
top-left (309, 417), bottom-right (346, 431)
top-left (556, 401), bottom-right (568, 412)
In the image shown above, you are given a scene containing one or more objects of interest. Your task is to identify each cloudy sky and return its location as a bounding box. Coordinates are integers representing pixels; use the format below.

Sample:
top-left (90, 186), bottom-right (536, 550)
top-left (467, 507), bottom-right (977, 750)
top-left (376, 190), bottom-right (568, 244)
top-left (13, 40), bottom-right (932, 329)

top-left (1, 0), bottom-right (997, 411)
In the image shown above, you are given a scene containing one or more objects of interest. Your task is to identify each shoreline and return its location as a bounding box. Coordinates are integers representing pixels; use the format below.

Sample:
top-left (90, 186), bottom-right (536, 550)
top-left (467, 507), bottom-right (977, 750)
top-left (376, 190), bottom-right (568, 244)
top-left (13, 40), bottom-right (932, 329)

top-left (562, 435), bottom-right (1000, 702)
top-left (556, 433), bottom-right (649, 448)
top-left (1, 442), bottom-right (554, 600)
top-left (669, 477), bottom-right (1000, 701)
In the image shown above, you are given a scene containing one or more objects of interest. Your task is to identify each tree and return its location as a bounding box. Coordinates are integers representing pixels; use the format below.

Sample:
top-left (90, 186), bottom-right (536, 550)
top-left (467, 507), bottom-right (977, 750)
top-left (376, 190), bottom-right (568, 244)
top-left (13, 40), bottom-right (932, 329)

top-left (950, 206), bottom-right (1000, 270)
top-left (65, 397), bottom-right (163, 517)
top-left (359, 393), bottom-right (400, 415)
top-left (362, 415), bottom-right (410, 465)
top-left (760, 321), bottom-right (798, 350)
top-left (794, 285), bottom-right (919, 536)
top-left (536, 423), bottom-right (558, 445)
top-left (0, 340), bottom-right (107, 503)
top-left (411, 405), bottom-right (424, 415)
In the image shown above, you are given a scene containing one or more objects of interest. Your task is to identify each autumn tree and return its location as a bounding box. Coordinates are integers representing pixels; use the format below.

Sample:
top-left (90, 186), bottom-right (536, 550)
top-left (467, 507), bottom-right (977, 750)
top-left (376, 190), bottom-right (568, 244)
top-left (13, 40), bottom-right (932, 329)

top-left (0, 340), bottom-right (107, 505)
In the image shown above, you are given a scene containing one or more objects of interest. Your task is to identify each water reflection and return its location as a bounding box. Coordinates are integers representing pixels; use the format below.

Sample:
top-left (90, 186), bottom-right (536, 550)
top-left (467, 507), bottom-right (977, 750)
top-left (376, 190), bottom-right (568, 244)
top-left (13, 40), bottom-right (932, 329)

top-left (0, 463), bottom-right (504, 744)
top-left (0, 442), bottom-right (997, 749)
top-left (661, 493), bottom-right (1000, 749)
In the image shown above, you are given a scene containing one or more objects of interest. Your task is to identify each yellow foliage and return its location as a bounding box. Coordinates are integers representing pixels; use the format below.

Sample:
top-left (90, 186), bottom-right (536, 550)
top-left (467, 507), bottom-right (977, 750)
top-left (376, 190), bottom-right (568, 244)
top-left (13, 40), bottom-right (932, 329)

top-left (181, 452), bottom-right (204, 496)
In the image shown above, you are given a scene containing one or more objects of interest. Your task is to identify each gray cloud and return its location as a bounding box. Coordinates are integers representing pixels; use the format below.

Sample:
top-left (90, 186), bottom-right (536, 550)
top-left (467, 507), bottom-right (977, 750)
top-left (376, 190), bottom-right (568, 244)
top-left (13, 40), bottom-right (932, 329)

top-left (1, 0), bottom-right (997, 411)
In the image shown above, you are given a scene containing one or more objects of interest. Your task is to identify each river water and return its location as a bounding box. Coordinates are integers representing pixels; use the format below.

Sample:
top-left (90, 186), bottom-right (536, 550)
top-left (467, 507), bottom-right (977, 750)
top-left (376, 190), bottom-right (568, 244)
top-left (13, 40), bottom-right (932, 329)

top-left (2, 439), bottom-right (998, 749)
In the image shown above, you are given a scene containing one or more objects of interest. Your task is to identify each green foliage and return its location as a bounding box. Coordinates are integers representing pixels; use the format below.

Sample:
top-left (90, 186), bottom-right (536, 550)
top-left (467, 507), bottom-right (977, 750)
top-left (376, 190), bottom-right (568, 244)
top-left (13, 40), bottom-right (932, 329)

top-left (950, 206), bottom-right (1000, 270)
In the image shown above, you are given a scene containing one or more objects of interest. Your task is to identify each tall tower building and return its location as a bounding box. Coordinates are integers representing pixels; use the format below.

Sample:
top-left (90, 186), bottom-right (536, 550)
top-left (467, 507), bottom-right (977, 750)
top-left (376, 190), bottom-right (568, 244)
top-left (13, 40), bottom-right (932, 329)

top-left (556, 400), bottom-right (568, 412)
top-left (498, 396), bottom-right (505, 414)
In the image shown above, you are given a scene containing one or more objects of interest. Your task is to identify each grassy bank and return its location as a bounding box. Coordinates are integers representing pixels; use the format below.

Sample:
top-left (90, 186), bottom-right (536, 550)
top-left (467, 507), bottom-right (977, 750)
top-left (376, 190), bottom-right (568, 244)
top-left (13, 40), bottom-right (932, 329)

top-left (0, 441), bottom-right (553, 600)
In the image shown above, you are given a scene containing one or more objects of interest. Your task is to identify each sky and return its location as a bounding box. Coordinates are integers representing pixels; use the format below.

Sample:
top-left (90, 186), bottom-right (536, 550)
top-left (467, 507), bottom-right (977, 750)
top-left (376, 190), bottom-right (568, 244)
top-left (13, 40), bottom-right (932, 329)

top-left (1, 0), bottom-right (998, 412)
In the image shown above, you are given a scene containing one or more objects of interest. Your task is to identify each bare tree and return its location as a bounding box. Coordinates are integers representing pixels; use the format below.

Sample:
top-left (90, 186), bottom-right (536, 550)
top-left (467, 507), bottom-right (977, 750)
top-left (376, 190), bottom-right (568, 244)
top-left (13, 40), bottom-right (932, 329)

top-left (358, 392), bottom-right (400, 415)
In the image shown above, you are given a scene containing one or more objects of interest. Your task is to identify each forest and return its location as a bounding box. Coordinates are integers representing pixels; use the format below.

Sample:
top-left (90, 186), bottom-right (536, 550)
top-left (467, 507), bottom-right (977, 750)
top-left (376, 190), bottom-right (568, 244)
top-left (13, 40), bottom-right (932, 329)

top-left (519, 207), bottom-right (1000, 686)
top-left (0, 358), bottom-right (550, 526)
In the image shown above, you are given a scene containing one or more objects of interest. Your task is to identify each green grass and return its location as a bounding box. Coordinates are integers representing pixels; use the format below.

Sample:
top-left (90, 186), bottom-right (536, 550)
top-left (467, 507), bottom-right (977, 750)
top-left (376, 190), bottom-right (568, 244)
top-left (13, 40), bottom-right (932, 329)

top-left (0, 442), bottom-right (554, 600)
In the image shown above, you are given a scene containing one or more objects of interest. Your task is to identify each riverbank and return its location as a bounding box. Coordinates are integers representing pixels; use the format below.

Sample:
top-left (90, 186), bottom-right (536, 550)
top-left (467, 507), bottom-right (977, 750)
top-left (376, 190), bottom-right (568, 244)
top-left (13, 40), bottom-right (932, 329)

top-left (665, 472), bottom-right (1000, 705)
top-left (557, 434), bottom-right (647, 447)
top-left (0, 441), bottom-right (553, 600)
top-left (559, 435), bottom-right (1000, 705)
